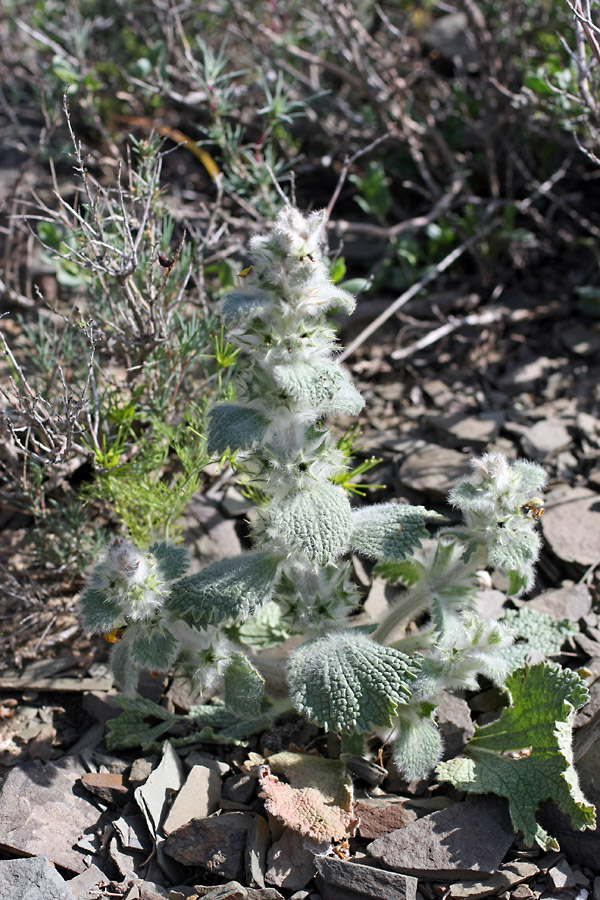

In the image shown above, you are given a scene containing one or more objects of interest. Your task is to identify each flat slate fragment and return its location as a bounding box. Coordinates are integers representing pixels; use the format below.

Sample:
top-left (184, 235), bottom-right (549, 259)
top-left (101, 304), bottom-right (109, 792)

top-left (315, 856), bottom-right (418, 900)
top-left (0, 856), bottom-right (75, 900)
top-left (366, 796), bottom-right (514, 880)
top-left (0, 755), bottom-right (103, 873)
top-left (164, 812), bottom-right (255, 880)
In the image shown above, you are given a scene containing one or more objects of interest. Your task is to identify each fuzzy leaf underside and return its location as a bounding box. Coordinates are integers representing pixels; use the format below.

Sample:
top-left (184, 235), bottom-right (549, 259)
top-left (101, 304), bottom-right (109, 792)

top-left (223, 652), bottom-right (265, 717)
top-left (148, 542), bottom-right (190, 581)
top-left (219, 289), bottom-right (273, 324)
top-left (258, 768), bottom-right (355, 841)
top-left (267, 483), bottom-right (353, 565)
top-left (502, 607), bottom-right (578, 670)
top-left (393, 713), bottom-right (443, 781)
top-left (207, 404), bottom-right (269, 456)
top-left (436, 663), bottom-right (596, 850)
top-left (259, 750), bottom-right (353, 807)
top-left (288, 629), bottom-right (418, 733)
top-left (350, 503), bottom-right (431, 562)
top-left (168, 552), bottom-right (280, 628)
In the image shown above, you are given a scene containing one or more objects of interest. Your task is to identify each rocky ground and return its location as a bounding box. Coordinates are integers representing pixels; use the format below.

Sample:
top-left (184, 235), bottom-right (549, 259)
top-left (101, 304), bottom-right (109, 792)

top-left (1, 288), bottom-right (600, 899)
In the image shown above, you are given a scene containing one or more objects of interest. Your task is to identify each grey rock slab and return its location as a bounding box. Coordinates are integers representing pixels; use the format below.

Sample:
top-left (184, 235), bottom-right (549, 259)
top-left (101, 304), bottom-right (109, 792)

top-left (436, 691), bottom-right (475, 760)
top-left (128, 756), bottom-right (156, 788)
top-left (163, 764), bottom-right (221, 835)
top-left (429, 413), bottom-right (503, 450)
top-left (135, 741), bottom-right (185, 836)
top-left (355, 798), bottom-right (418, 840)
top-left (223, 773), bottom-right (257, 805)
top-left (593, 876), bottom-right (600, 900)
top-left (542, 485), bottom-right (600, 566)
top-left (180, 494), bottom-right (243, 573)
top-left (446, 861), bottom-right (540, 898)
top-left (265, 828), bottom-right (330, 890)
top-left (520, 418), bottom-right (572, 461)
top-left (315, 856), bottom-right (418, 900)
top-left (66, 863), bottom-right (108, 899)
top-left (398, 444), bottom-right (472, 501)
top-left (0, 755), bottom-right (102, 873)
top-left (164, 811), bottom-right (255, 879)
top-left (0, 856), bottom-right (75, 900)
top-left (113, 814), bottom-right (150, 851)
top-left (194, 884), bottom-right (285, 899)
top-left (366, 795), bottom-right (514, 879)
top-left (547, 859), bottom-right (576, 891)
top-left (244, 814), bottom-right (270, 887)
top-left (525, 582), bottom-right (592, 621)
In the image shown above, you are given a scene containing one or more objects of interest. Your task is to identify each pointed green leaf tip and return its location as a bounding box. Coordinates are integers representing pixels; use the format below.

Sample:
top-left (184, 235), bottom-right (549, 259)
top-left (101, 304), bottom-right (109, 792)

top-left (268, 482), bottom-right (353, 565)
top-left (350, 503), bottom-right (431, 562)
top-left (288, 629), bottom-right (419, 733)
top-left (207, 405), bottom-right (269, 456)
top-left (436, 663), bottom-right (596, 851)
top-left (169, 552), bottom-right (280, 628)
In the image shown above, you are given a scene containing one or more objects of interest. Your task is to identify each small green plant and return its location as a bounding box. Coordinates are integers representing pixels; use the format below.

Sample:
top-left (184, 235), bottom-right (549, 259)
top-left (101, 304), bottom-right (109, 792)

top-left (79, 207), bottom-right (594, 850)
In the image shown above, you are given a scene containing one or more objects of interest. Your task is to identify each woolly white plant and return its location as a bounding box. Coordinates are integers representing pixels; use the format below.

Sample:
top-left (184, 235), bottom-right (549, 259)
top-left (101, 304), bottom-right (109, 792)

top-left (79, 207), bottom-right (549, 780)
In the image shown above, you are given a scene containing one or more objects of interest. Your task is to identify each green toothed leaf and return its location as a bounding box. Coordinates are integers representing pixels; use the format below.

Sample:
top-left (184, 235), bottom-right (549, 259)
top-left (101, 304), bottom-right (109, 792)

top-left (288, 628), bottom-right (419, 733)
top-left (169, 552), bottom-right (280, 628)
top-left (207, 404), bottom-right (269, 456)
top-left (436, 663), bottom-right (596, 850)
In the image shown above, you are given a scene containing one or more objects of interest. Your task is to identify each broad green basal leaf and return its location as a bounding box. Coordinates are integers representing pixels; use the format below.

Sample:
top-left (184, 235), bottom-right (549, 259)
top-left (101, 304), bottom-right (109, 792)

top-left (436, 663), bottom-right (596, 850)
top-left (288, 628), bottom-right (419, 733)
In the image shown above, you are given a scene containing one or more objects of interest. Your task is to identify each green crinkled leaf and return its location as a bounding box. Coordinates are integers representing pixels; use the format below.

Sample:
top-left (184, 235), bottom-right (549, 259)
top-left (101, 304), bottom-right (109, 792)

top-left (220, 288), bottom-right (273, 323)
top-left (393, 710), bottom-right (443, 781)
top-left (502, 607), bottom-right (578, 670)
top-left (288, 629), bottom-right (419, 733)
top-left (223, 652), bottom-right (265, 717)
top-left (436, 663), bottom-right (596, 851)
top-left (129, 624), bottom-right (180, 672)
top-left (207, 404), bottom-right (269, 456)
top-left (149, 542), bottom-right (190, 581)
top-left (267, 483), bottom-right (353, 565)
top-left (350, 503), bottom-right (431, 562)
top-left (168, 552), bottom-right (280, 628)
top-left (79, 586), bottom-right (124, 634)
